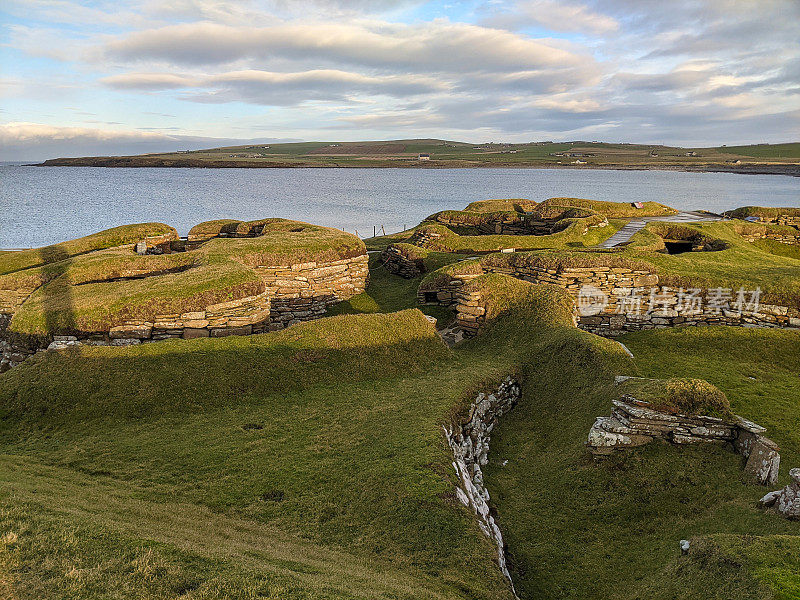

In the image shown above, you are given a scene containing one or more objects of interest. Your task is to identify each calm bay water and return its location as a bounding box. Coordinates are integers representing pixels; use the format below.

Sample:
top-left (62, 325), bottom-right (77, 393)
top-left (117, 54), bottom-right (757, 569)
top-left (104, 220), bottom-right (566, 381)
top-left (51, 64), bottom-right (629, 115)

top-left (1, 165), bottom-right (798, 248)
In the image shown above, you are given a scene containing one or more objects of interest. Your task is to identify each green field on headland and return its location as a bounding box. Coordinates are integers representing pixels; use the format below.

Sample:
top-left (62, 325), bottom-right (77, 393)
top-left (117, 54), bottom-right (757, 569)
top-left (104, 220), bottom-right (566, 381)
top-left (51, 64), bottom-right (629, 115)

top-left (37, 139), bottom-right (800, 176)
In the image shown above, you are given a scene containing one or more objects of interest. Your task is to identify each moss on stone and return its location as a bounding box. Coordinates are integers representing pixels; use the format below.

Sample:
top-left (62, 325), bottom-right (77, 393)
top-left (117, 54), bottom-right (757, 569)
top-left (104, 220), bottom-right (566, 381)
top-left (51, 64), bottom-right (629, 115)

top-left (619, 377), bottom-right (733, 419)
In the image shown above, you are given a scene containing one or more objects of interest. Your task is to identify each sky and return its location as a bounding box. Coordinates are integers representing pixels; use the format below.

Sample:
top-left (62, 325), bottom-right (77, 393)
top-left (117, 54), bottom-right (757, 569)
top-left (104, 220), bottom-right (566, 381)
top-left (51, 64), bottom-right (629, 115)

top-left (1, 0), bottom-right (798, 160)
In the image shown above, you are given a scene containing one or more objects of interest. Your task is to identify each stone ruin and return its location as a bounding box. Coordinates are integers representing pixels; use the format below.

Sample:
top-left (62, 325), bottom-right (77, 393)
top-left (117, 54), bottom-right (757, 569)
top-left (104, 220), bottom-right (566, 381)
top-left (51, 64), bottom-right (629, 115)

top-left (760, 468), bottom-right (800, 519)
top-left (444, 376), bottom-right (521, 595)
top-left (379, 245), bottom-right (425, 278)
top-left (587, 381), bottom-right (780, 486)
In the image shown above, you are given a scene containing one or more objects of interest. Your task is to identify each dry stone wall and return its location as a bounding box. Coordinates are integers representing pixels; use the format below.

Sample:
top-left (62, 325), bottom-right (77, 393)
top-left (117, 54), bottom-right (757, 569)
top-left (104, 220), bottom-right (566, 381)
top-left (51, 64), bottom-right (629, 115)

top-left (760, 468), bottom-right (800, 519)
top-left (444, 376), bottom-right (521, 595)
top-left (420, 262), bottom-right (799, 336)
top-left (738, 229), bottom-right (800, 246)
top-left (0, 253), bottom-right (369, 371)
top-left (379, 246), bottom-right (424, 278)
top-left (255, 254), bottom-right (368, 330)
top-left (588, 390), bottom-right (780, 486)
top-left (0, 291), bottom-right (272, 372)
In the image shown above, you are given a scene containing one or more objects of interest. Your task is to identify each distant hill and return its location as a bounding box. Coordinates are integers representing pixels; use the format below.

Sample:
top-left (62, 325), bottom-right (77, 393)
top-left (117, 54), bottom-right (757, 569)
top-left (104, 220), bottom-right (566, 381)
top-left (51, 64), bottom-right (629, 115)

top-left (38, 139), bottom-right (800, 176)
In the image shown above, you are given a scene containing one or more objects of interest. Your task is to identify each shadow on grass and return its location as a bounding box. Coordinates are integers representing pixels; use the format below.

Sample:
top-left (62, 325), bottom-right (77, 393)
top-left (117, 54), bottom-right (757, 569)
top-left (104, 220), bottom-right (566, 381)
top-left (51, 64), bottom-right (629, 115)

top-left (39, 245), bottom-right (76, 338)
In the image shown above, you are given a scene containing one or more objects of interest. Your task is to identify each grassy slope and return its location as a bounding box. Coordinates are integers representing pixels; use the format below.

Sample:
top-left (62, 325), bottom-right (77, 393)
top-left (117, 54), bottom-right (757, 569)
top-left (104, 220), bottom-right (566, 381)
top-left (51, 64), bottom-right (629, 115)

top-left (0, 310), bottom-right (514, 599)
top-left (486, 326), bottom-right (800, 600)
top-left (625, 221), bottom-right (800, 307)
top-left (717, 143), bottom-right (800, 159)
top-left (0, 223), bottom-right (176, 276)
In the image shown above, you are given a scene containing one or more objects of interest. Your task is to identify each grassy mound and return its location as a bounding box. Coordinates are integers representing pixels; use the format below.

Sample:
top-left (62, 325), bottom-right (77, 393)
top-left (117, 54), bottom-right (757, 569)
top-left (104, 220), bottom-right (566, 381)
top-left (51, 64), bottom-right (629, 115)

top-left (724, 206), bottom-right (800, 220)
top-left (480, 249), bottom-right (654, 273)
top-left (537, 197), bottom-right (678, 218)
top-left (0, 223), bottom-right (177, 276)
top-left (407, 218), bottom-right (619, 254)
top-left (646, 222), bottom-right (730, 251)
top-left (389, 242), bottom-right (430, 262)
top-left (1, 219), bottom-right (365, 341)
top-left (459, 273), bottom-right (575, 326)
top-left (418, 258), bottom-right (484, 291)
top-left (464, 199), bottom-right (539, 213)
top-left (618, 377), bottom-right (733, 419)
top-left (625, 221), bottom-right (800, 308)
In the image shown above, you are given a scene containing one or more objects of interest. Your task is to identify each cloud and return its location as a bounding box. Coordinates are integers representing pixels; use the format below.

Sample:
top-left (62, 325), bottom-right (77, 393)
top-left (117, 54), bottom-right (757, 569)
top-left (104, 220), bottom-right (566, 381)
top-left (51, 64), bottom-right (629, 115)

top-left (102, 20), bottom-right (589, 72)
top-left (0, 122), bottom-right (298, 161)
top-left (483, 0), bottom-right (619, 35)
top-left (100, 73), bottom-right (199, 90)
top-left (101, 69), bottom-right (447, 104)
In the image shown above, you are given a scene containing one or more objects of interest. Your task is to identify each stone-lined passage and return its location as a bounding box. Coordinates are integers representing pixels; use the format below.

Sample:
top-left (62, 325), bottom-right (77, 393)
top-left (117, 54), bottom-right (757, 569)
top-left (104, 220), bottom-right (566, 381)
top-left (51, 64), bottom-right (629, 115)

top-left (444, 376), bottom-right (521, 595)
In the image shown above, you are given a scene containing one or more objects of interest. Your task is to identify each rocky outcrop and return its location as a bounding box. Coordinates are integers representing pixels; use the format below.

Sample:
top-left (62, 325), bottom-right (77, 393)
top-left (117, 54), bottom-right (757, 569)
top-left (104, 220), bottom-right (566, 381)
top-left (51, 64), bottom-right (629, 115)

top-left (444, 376), bottom-right (521, 595)
top-left (760, 468), bottom-right (800, 519)
top-left (588, 391), bottom-right (780, 486)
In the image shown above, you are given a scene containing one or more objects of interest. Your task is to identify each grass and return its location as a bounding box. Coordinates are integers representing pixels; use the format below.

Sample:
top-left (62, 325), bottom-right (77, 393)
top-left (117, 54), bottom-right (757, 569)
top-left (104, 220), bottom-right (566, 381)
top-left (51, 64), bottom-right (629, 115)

top-left (716, 143), bottom-right (800, 159)
top-left (617, 377), bottom-right (732, 419)
top-left (485, 325), bottom-right (800, 600)
top-left (464, 199), bottom-right (539, 213)
top-left (624, 221), bottom-right (800, 307)
top-left (724, 206), bottom-right (800, 220)
top-left (0, 223), bottom-right (176, 276)
top-left (1, 219), bottom-right (366, 341)
top-left (327, 254), bottom-right (458, 325)
top-left (459, 273), bottom-right (575, 325)
top-left (389, 243), bottom-right (430, 262)
top-left (537, 197), bottom-right (677, 218)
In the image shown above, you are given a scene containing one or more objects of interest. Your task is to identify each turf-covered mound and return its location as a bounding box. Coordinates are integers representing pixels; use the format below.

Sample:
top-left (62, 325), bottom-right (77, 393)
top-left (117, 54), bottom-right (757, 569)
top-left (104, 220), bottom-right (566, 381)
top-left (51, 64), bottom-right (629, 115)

top-left (459, 273), bottom-right (576, 328)
top-left (406, 215), bottom-right (611, 254)
top-left (644, 222), bottom-right (730, 253)
top-left (624, 221), bottom-right (800, 309)
top-left (0, 219), bottom-right (366, 343)
top-left (724, 206), bottom-right (800, 222)
top-left (537, 197), bottom-right (677, 218)
top-left (464, 199), bottom-right (539, 213)
top-left (0, 223), bottom-right (177, 277)
top-left (423, 198), bottom-right (611, 238)
top-left (617, 377), bottom-right (733, 419)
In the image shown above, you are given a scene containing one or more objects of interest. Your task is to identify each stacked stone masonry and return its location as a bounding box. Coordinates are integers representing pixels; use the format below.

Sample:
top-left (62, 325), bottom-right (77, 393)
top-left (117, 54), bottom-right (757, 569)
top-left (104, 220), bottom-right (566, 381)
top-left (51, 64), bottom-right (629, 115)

top-left (420, 263), bottom-right (799, 336)
top-left (254, 254), bottom-right (368, 329)
top-left (588, 392), bottom-right (780, 486)
top-left (760, 468), bottom-right (800, 519)
top-left (444, 376), bottom-right (521, 595)
top-left (379, 246), bottom-right (424, 278)
top-left (738, 229), bottom-right (800, 246)
top-left (430, 214), bottom-right (608, 237)
top-left (1, 253), bottom-right (368, 372)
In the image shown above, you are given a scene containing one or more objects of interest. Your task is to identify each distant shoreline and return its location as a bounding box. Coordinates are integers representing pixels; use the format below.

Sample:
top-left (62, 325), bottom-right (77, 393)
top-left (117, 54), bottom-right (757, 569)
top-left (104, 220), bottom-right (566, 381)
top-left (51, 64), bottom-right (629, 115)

top-left (32, 158), bottom-right (800, 177)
